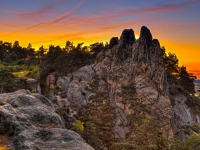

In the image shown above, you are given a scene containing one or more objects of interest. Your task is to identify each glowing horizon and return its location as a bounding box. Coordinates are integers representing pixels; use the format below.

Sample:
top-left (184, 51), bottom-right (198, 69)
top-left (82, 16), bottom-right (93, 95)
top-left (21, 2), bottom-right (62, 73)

top-left (0, 0), bottom-right (200, 77)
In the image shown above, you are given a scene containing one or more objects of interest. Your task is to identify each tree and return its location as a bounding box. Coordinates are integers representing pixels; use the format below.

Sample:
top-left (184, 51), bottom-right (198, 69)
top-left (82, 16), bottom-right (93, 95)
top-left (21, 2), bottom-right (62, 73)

top-left (164, 52), bottom-right (179, 77)
top-left (116, 79), bottom-right (168, 150)
top-left (179, 66), bottom-right (196, 94)
top-left (26, 43), bottom-right (36, 61)
top-left (78, 74), bottom-right (116, 150)
top-left (65, 41), bottom-right (75, 52)
top-left (90, 42), bottom-right (107, 60)
top-left (0, 69), bottom-right (30, 93)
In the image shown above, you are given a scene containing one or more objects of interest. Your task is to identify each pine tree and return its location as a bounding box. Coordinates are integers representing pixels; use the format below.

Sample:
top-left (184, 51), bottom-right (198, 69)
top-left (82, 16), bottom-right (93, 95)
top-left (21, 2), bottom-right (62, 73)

top-left (78, 74), bottom-right (116, 150)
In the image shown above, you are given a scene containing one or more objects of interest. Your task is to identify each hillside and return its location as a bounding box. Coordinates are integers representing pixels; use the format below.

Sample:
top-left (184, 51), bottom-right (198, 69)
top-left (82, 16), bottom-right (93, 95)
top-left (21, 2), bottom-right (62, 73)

top-left (0, 26), bottom-right (200, 150)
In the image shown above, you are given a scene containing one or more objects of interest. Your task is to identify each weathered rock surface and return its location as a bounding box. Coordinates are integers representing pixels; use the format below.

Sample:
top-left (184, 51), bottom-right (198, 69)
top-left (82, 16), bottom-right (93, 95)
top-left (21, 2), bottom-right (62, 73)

top-left (49, 26), bottom-right (200, 142)
top-left (0, 90), bottom-right (94, 150)
top-left (27, 78), bottom-right (41, 93)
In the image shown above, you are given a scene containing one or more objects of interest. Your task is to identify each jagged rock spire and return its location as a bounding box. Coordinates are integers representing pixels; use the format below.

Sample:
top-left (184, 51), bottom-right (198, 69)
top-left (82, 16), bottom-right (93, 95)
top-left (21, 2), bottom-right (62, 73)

top-left (139, 26), bottom-right (152, 46)
top-left (113, 29), bottom-right (136, 61)
top-left (119, 29), bottom-right (135, 46)
top-left (109, 37), bottom-right (119, 49)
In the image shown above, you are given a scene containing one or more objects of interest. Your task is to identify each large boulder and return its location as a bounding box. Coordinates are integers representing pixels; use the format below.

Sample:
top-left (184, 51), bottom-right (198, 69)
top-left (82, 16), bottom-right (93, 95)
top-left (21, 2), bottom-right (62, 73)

top-left (0, 90), bottom-right (94, 150)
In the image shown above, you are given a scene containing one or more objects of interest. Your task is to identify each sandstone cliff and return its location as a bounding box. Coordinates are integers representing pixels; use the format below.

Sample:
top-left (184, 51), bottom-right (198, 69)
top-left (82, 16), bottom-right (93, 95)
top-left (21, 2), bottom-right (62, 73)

top-left (49, 26), bottom-right (200, 142)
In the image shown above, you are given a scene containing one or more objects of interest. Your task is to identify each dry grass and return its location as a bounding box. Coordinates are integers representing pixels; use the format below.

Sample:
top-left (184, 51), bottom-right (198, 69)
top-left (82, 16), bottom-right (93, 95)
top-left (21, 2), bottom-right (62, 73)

top-left (12, 71), bottom-right (28, 78)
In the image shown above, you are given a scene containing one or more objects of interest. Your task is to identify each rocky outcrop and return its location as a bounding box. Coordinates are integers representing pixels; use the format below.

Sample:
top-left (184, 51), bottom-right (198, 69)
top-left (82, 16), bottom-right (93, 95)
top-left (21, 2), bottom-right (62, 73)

top-left (0, 90), bottom-right (94, 150)
top-left (48, 26), bottom-right (200, 142)
top-left (27, 78), bottom-right (41, 93)
top-left (46, 73), bottom-right (58, 89)
top-left (109, 37), bottom-right (119, 49)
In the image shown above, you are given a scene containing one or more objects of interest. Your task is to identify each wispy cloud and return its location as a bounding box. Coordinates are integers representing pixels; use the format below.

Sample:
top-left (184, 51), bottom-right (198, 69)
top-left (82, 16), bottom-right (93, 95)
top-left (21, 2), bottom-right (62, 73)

top-left (151, 21), bottom-right (199, 31)
top-left (0, 8), bottom-right (26, 14)
top-left (19, 4), bottom-right (55, 20)
top-left (25, 0), bottom-right (84, 30)
top-left (62, 0), bottom-right (197, 27)
top-left (0, 0), bottom-right (67, 18)
top-left (5, 0), bottom-right (84, 35)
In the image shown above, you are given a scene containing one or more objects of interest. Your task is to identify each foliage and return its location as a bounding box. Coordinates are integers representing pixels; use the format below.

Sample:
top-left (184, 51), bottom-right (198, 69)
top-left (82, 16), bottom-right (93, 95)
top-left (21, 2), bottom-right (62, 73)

top-left (186, 124), bottom-right (200, 134)
top-left (0, 69), bottom-right (31, 93)
top-left (25, 66), bottom-right (40, 80)
top-left (118, 79), bottom-right (138, 110)
top-left (169, 138), bottom-right (184, 150)
top-left (179, 66), bottom-right (196, 94)
top-left (184, 91), bottom-right (200, 115)
top-left (170, 134), bottom-right (200, 150)
top-left (185, 134), bottom-right (200, 150)
top-left (132, 115), bottom-right (168, 150)
top-left (110, 142), bottom-right (136, 150)
top-left (55, 106), bottom-right (72, 129)
top-left (0, 101), bottom-right (4, 106)
top-left (164, 52), bottom-right (179, 77)
top-left (78, 74), bottom-right (116, 150)
top-left (164, 50), bottom-right (196, 94)
top-left (71, 120), bottom-right (84, 134)
top-left (89, 42), bottom-right (108, 60)
top-left (0, 40), bottom-right (109, 94)
top-left (118, 79), bottom-right (168, 150)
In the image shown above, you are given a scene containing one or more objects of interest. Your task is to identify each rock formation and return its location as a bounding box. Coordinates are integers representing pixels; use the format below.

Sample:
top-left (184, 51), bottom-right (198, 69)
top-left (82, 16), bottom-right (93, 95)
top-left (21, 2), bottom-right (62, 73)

top-left (1, 26), bottom-right (198, 149)
top-left (52, 26), bottom-right (200, 142)
top-left (0, 90), bottom-right (94, 150)
top-left (27, 78), bottom-right (41, 93)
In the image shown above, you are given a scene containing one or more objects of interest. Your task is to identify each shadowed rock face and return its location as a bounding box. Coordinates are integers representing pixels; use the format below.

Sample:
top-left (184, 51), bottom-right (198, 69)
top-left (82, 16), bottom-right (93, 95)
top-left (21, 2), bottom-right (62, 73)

top-left (115, 29), bottom-right (136, 61)
top-left (139, 26), bottom-right (152, 47)
top-left (0, 90), bottom-right (94, 150)
top-left (119, 29), bottom-right (135, 46)
top-left (109, 37), bottom-right (119, 49)
top-left (46, 26), bottom-right (200, 142)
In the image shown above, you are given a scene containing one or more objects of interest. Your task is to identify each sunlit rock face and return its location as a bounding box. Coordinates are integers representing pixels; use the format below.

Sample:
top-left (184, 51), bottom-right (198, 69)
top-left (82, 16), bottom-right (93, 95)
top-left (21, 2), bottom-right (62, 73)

top-left (49, 26), bottom-right (200, 141)
top-left (0, 90), bottom-right (94, 150)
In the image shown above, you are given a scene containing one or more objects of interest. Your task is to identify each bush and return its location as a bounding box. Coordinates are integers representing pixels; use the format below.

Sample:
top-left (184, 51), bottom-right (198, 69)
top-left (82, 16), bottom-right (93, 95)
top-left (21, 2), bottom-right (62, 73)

top-left (184, 90), bottom-right (200, 115)
top-left (71, 120), bottom-right (84, 134)
top-left (110, 143), bottom-right (136, 150)
top-left (187, 124), bottom-right (200, 133)
top-left (0, 101), bottom-right (4, 106)
top-left (55, 106), bottom-right (71, 129)
top-left (169, 138), bottom-right (184, 150)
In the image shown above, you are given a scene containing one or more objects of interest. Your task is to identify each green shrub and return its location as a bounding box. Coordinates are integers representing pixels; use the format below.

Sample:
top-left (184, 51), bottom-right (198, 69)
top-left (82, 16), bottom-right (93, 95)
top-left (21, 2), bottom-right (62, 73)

top-left (110, 143), bottom-right (136, 150)
top-left (55, 106), bottom-right (71, 129)
top-left (184, 90), bottom-right (200, 115)
top-left (0, 101), bottom-right (4, 106)
top-left (31, 89), bottom-right (37, 93)
top-left (185, 134), bottom-right (200, 150)
top-left (187, 124), bottom-right (200, 133)
top-left (71, 120), bottom-right (84, 134)
top-left (169, 138), bottom-right (184, 150)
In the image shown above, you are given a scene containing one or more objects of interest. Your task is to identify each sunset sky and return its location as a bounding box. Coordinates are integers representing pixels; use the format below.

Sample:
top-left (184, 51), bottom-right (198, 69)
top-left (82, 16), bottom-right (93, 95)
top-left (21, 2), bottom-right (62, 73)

top-left (0, 0), bottom-right (200, 77)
